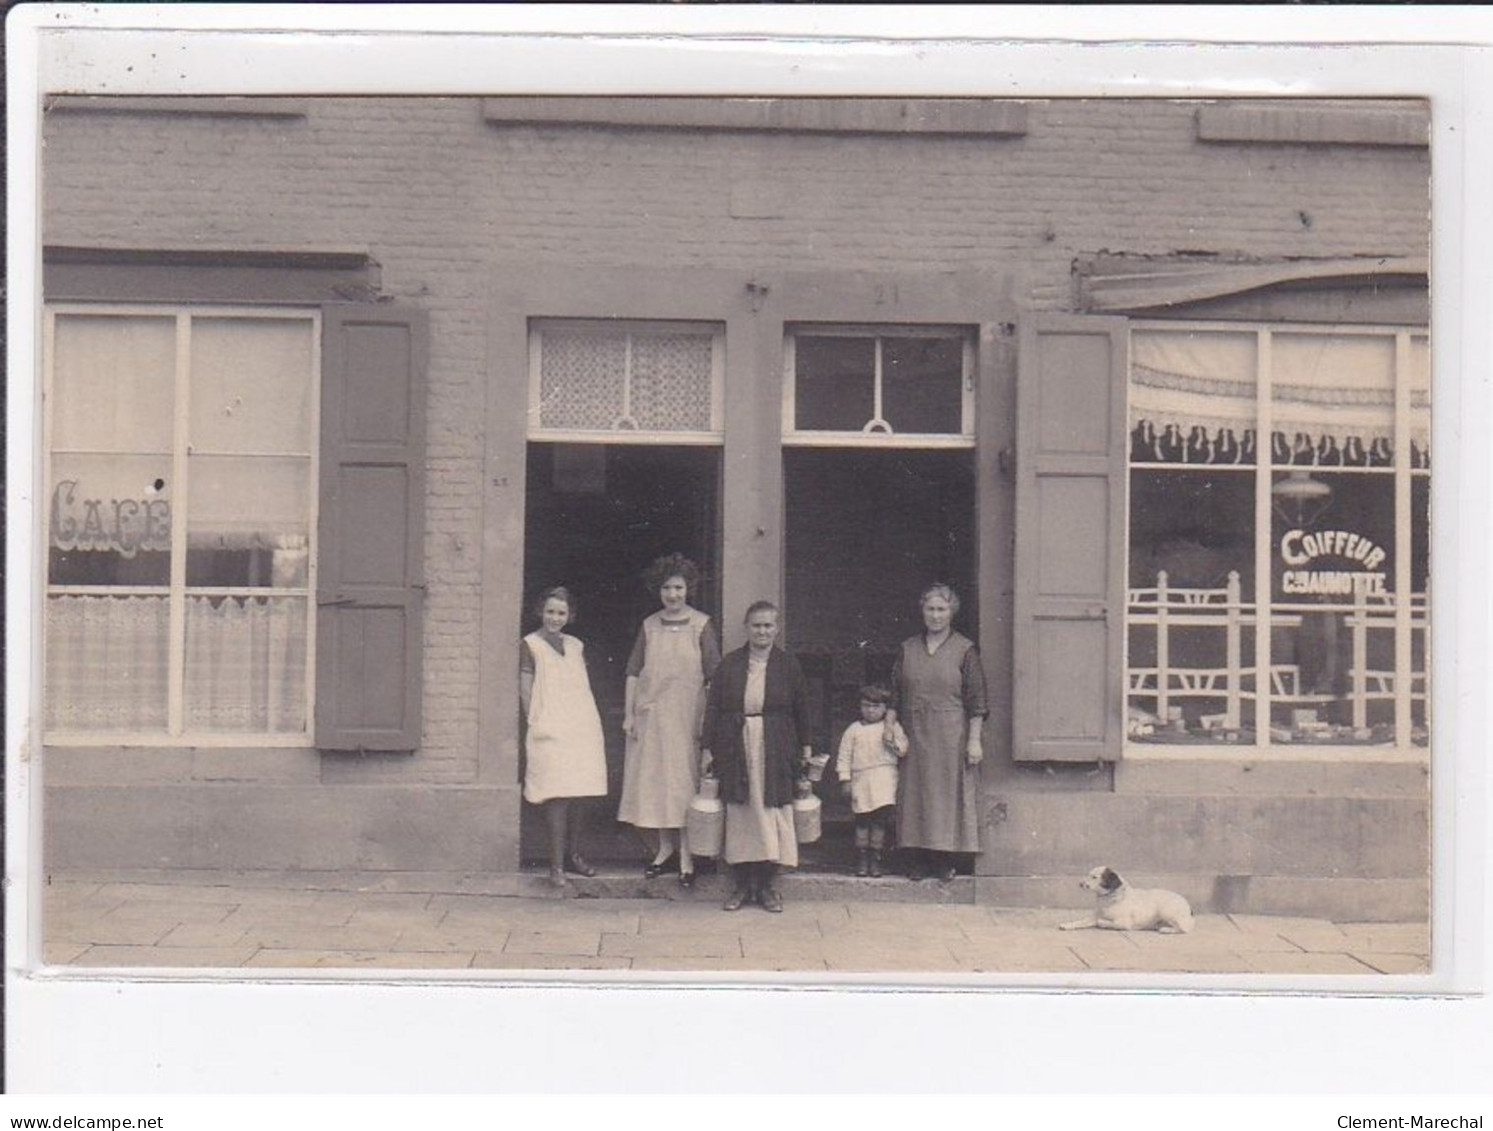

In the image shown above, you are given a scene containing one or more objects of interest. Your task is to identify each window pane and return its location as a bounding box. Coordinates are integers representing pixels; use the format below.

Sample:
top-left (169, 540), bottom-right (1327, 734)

top-left (52, 314), bottom-right (175, 454)
top-left (1411, 475), bottom-right (1430, 743)
top-left (1127, 469), bottom-right (1256, 742)
top-left (1270, 469), bottom-right (1396, 743)
top-left (794, 335), bottom-right (874, 431)
top-left (184, 595), bottom-right (308, 732)
top-left (45, 594), bottom-right (169, 732)
top-left (186, 455), bottom-right (310, 586)
top-left (190, 317), bottom-right (315, 454)
top-left (48, 453), bottom-right (172, 586)
top-left (629, 332), bottom-right (714, 432)
top-left (1131, 330), bottom-right (1257, 465)
top-left (881, 335), bottom-right (964, 434)
top-left (1273, 333), bottom-right (1395, 466)
top-left (536, 326), bottom-right (627, 431)
top-left (1410, 335), bottom-right (1430, 469)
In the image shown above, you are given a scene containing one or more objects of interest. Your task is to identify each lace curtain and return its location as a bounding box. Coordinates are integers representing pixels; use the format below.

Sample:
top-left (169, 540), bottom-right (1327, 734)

top-left (45, 594), bottom-right (306, 734)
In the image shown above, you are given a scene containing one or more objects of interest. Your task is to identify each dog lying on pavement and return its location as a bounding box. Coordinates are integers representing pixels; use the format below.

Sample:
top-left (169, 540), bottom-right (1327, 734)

top-left (1059, 866), bottom-right (1195, 934)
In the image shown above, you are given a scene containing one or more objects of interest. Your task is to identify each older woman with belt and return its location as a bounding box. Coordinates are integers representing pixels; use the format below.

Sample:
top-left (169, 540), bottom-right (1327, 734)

top-left (888, 582), bottom-right (989, 883)
top-left (701, 601), bottom-right (814, 913)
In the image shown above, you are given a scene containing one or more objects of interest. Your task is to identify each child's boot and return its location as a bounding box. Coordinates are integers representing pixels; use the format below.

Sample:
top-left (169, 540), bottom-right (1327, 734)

top-left (868, 849), bottom-right (883, 878)
top-left (855, 848), bottom-right (870, 878)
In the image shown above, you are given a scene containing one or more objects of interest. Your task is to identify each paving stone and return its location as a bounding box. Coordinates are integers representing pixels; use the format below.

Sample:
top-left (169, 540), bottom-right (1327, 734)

top-left (739, 935), bottom-right (831, 962)
top-left (469, 952), bottom-right (633, 971)
top-left (1276, 925), bottom-right (1355, 953)
top-left (825, 954), bottom-right (964, 974)
top-left (957, 951), bottom-right (1090, 974)
top-left (216, 904), bottom-right (359, 931)
top-left (502, 930), bottom-right (603, 957)
top-left (46, 917), bottom-right (177, 947)
top-left (73, 944), bottom-right (259, 967)
top-left (41, 941), bottom-right (91, 965)
top-left (628, 955), bottom-right (829, 973)
top-left (234, 923), bottom-right (405, 951)
top-left (440, 904), bottom-right (641, 936)
top-left (100, 899), bottom-right (238, 925)
top-left (394, 924), bottom-right (512, 953)
top-left (1337, 923), bottom-right (1430, 955)
top-left (311, 891), bottom-right (436, 913)
top-left (988, 909), bottom-right (1078, 930)
top-left (599, 931), bottom-right (742, 959)
top-left (1244, 952), bottom-right (1379, 975)
top-left (1350, 952), bottom-right (1430, 975)
top-left (1068, 949), bottom-right (1255, 974)
top-left (345, 908), bottom-right (447, 932)
top-left (1228, 914), bottom-right (1338, 936)
top-left (246, 949), bottom-right (477, 970)
top-left (156, 921), bottom-right (252, 948)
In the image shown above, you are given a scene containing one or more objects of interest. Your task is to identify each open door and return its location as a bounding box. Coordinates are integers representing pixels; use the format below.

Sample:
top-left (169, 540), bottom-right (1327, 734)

top-left (1012, 316), bottom-right (1128, 762)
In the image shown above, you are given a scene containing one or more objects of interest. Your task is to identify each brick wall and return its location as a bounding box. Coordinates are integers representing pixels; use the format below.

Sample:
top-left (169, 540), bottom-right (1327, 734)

top-left (40, 97), bottom-right (1432, 789)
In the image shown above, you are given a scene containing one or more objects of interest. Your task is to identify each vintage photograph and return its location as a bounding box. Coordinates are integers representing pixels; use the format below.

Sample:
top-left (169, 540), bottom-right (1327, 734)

top-left (33, 91), bottom-right (1432, 979)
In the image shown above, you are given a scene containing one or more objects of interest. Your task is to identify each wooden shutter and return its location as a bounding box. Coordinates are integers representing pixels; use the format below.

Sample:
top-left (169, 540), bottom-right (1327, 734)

top-left (316, 306), bottom-right (428, 750)
top-left (1013, 316), bottom-right (1128, 762)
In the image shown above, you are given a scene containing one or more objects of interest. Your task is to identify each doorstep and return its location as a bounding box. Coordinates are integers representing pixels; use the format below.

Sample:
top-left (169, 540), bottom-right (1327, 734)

top-left (517, 866), bottom-right (977, 904)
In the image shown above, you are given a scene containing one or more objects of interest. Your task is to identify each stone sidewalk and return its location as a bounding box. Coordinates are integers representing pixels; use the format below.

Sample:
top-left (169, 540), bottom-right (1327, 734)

top-left (35, 873), bottom-right (1431, 977)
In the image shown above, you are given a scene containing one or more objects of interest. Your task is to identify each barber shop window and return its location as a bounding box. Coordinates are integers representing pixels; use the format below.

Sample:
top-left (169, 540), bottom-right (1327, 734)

top-left (44, 306), bottom-right (319, 742)
top-left (1126, 324), bottom-right (1429, 750)
top-left (783, 325), bottom-right (974, 445)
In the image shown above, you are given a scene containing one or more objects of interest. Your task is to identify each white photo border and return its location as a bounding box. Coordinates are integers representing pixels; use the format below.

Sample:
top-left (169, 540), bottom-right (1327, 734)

top-left (6, 2), bottom-right (1491, 1094)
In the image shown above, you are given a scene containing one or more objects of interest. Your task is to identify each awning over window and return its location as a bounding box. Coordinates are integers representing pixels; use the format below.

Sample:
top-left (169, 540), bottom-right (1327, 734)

top-left (1080, 254), bottom-right (1428, 313)
top-left (1131, 329), bottom-right (1430, 463)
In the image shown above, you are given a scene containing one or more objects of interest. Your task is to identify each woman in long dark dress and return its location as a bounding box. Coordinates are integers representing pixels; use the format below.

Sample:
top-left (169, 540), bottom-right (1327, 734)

top-left (888, 583), bottom-right (989, 882)
top-left (701, 601), bottom-right (814, 913)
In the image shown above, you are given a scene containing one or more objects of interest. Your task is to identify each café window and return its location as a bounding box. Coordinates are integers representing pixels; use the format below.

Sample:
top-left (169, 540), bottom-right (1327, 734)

top-left (44, 306), bottom-right (319, 743)
top-left (527, 319), bottom-right (724, 442)
top-left (1126, 323), bottom-right (1430, 750)
top-left (783, 325), bottom-right (975, 446)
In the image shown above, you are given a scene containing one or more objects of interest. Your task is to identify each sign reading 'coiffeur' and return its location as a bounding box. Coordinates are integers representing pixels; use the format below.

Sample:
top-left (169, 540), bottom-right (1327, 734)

top-left (50, 480), bottom-right (171, 557)
top-left (1279, 527), bottom-right (1388, 597)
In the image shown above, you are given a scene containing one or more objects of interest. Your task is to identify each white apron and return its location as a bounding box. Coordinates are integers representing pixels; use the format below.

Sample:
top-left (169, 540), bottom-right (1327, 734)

top-left (523, 632), bottom-right (607, 804)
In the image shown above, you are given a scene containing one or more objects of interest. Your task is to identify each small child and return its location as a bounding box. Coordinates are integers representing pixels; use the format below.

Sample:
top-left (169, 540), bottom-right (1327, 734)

top-left (836, 684), bottom-right (908, 877)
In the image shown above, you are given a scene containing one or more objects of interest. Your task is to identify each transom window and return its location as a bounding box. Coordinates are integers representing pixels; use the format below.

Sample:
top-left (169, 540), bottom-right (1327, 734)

top-left (783, 325), bottom-right (975, 447)
top-left (1126, 321), bottom-right (1429, 751)
top-left (44, 305), bottom-right (319, 744)
top-left (527, 319), bottom-right (724, 443)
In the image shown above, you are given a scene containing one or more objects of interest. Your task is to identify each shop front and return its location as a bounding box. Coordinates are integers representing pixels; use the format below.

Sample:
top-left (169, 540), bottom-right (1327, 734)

top-left (36, 96), bottom-right (1431, 918)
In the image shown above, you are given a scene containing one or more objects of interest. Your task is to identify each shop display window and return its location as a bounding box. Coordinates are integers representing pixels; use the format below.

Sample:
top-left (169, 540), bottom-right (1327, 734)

top-left (44, 307), bottom-right (318, 741)
top-left (1126, 325), bottom-right (1429, 750)
top-left (784, 325), bottom-right (974, 445)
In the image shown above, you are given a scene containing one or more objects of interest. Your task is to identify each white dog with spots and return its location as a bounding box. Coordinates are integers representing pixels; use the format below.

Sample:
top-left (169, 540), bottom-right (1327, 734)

top-left (1060, 866), bottom-right (1194, 934)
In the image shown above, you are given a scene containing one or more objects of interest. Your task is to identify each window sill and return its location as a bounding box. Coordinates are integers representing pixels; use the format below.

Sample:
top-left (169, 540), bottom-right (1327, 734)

top-left (45, 96), bottom-right (309, 119)
top-left (1123, 742), bottom-right (1429, 765)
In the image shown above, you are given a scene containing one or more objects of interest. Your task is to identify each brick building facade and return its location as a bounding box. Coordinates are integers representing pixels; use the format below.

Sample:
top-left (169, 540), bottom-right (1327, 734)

top-left (38, 96), bottom-right (1431, 918)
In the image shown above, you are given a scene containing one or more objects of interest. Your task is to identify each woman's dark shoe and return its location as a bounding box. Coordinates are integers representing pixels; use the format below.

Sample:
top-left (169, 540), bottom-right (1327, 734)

top-left (936, 863), bottom-right (958, 883)
top-left (722, 888), bottom-right (747, 911)
top-left (678, 871), bottom-right (695, 890)
top-left (759, 888), bottom-right (784, 913)
top-left (643, 854), bottom-right (679, 879)
top-left (565, 854), bottom-right (597, 878)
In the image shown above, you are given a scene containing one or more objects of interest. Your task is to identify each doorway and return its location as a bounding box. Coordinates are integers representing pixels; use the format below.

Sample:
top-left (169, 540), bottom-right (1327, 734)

top-left (521, 442), bottom-right (722, 862)
top-left (783, 448), bottom-right (977, 865)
